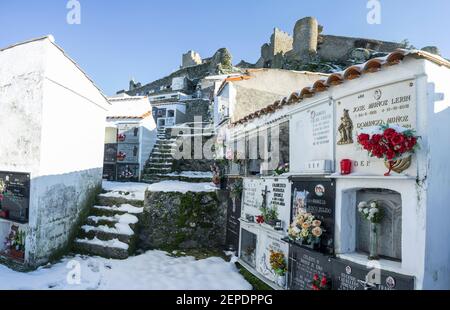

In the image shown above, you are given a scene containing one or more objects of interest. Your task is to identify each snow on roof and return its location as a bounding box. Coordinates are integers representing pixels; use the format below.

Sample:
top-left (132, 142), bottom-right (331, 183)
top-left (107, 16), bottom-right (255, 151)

top-left (106, 95), bottom-right (152, 119)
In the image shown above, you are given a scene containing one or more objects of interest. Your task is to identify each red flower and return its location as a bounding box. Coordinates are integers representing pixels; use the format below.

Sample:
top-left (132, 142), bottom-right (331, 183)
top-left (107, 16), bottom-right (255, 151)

top-left (391, 133), bottom-right (405, 146)
top-left (313, 274), bottom-right (320, 281)
top-left (358, 133), bottom-right (370, 142)
top-left (386, 149), bottom-right (396, 160)
top-left (383, 128), bottom-right (397, 140)
top-left (321, 276), bottom-right (328, 287)
top-left (371, 134), bottom-right (382, 144)
top-left (256, 215), bottom-right (265, 224)
top-left (312, 284), bottom-right (319, 291)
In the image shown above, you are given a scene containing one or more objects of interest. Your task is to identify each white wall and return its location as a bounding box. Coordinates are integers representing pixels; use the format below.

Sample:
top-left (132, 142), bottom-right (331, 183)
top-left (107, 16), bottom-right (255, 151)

top-left (139, 117), bottom-right (158, 175)
top-left (421, 61), bottom-right (450, 289)
top-left (1, 37), bottom-right (109, 267)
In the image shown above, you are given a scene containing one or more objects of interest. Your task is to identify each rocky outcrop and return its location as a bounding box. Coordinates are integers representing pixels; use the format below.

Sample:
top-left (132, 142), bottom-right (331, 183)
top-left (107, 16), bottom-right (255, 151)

top-left (139, 190), bottom-right (226, 251)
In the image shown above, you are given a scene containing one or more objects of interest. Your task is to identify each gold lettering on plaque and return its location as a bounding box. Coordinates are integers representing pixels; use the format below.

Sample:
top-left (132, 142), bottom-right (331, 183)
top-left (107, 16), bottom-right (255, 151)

top-left (337, 109), bottom-right (354, 145)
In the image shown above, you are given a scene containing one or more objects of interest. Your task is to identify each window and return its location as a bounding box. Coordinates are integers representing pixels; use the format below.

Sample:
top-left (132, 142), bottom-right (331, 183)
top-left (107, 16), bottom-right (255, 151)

top-left (167, 110), bottom-right (175, 118)
top-left (356, 189), bottom-right (402, 261)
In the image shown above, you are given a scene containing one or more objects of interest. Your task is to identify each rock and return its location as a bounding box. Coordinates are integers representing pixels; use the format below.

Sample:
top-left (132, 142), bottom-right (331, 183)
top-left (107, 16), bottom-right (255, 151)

top-left (139, 190), bottom-right (226, 251)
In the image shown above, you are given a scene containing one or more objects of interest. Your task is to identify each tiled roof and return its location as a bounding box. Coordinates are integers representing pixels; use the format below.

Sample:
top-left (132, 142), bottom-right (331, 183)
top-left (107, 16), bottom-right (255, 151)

top-left (231, 49), bottom-right (450, 126)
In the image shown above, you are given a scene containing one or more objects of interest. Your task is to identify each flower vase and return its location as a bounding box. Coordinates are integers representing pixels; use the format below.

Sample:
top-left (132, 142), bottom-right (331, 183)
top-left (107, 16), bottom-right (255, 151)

top-left (276, 274), bottom-right (287, 288)
top-left (369, 222), bottom-right (380, 260)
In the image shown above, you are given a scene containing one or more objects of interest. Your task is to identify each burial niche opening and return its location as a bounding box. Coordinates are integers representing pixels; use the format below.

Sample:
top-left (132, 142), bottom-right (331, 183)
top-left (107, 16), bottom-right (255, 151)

top-left (240, 229), bottom-right (257, 268)
top-left (356, 188), bottom-right (402, 261)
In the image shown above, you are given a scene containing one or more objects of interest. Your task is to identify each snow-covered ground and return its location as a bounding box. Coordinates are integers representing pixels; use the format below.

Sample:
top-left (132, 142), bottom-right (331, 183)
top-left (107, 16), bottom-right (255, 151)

top-left (0, 251), bottom-right (251, 290)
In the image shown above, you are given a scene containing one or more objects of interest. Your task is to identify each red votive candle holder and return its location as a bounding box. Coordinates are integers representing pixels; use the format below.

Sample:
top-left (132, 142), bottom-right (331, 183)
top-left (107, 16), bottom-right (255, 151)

top-left (340, 159), bottom-right (353, 175)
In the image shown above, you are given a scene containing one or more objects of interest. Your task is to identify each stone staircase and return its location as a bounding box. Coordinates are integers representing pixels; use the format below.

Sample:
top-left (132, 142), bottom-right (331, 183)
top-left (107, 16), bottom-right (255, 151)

top-left (72, 192), bottom-right (144, 259)
top-left (141, 127), bottom-right (177, 183)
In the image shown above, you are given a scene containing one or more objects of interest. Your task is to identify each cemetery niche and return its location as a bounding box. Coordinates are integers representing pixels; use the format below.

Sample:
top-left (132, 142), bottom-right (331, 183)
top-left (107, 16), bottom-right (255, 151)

top-left (288, 179), bottom-right (335, 255)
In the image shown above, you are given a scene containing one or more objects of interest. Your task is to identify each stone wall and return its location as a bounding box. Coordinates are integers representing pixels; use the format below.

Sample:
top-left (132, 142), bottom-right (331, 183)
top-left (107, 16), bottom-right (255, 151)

top-left (185, 99), bottom-right (212, 123)
top-left (139, 190), bottom-right (227, 250)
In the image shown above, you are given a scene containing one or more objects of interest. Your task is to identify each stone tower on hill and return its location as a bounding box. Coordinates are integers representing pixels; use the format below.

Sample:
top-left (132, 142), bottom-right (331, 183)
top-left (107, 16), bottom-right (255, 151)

top-left (239, 16), bottom-right (440, 73)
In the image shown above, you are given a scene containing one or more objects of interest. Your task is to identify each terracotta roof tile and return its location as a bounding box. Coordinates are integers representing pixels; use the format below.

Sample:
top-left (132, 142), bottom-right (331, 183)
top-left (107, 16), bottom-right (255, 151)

top-left (231, 49), bottom-right (450, 126)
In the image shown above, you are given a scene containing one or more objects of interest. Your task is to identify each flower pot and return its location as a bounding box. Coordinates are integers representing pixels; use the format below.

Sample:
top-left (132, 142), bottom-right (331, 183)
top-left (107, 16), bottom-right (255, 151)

top-left (384, 156), bottom-right (412, 175)
top-left (276, 274), bottom-right (287, 288)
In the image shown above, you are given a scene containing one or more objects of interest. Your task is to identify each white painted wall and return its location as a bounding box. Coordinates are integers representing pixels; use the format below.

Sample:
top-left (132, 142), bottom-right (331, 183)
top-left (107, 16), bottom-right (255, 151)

top-left (421, 61), bottom-right (450, 289)
top-left (0, 37), bottom-right (109, 267)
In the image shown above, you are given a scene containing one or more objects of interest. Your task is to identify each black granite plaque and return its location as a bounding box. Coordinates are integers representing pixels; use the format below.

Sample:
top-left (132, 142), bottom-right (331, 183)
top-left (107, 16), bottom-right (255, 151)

top-left (102, 164), bottom-right (117, 181)
top-left (0, 172), bottom-right (30, 224)
top-left (331, 258), bottom-right (415, 290)
top-left (291, 178), bottom-right (336, 254)
top-left (288, 245), bottom-right (333, 290)
top-left (225, 178), bottom-right (242, 252)
top-left (104, 143), bottom-right (118, 163)
top-left (117, 164), bottom-right (139, 182)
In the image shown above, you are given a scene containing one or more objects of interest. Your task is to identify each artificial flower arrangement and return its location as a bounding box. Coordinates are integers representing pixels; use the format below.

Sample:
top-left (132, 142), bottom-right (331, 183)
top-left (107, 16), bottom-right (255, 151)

top-left (117, 133), bottom-right (126, 142)
top-left (274, 163), bottom-right (289, 176)
top-left (269, 250), bottom-right (288, 277)
top-left (4, 226), bottom-right (26, 260)
top-left (117, 151), bottom-right (127, 161)
top-left (358, 201), bottom-right (384, 260)
top-left (357, 124), bottom-right (419, 176)
top-left (259, 203), bottom-right (279, 226)
top-left (211, 164), bottom-right (222, 186)
top-left (312, 274), bottom-right (331, 291)
top-left (358, 201), bottom-right (384, 224)
top-left (119, 168), bottom-right (135, 179)
top-left (288, 211), bottom-right (324, 247)
top-left (228, 179), bottom-right (243, 199)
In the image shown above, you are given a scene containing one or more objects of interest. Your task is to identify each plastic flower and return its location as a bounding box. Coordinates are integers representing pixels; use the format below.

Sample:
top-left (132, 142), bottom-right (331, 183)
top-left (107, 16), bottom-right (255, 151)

top-left (302, 222), bottom-right (311, 229)
top-left (312, 220), bottom-right (322, 227)
top-left (312, 227), bottom-right (323, 238)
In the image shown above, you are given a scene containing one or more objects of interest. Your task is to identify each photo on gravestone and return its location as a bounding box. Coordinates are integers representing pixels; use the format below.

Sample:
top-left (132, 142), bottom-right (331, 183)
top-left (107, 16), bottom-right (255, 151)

top-left (117, 164), bottom-right (139, 182)
top-left (331, 258), bottom-right (415, 290)
top-left (104, 143), bottom-right (118, 163)
top-left (290, 179), bottom-right (335, 255)
top-left (0, 172), bottom-right (30, 224)
top-left (288, 245), bottom-right (332, 290)
top-left (226, 178), bottom-right (242, 252)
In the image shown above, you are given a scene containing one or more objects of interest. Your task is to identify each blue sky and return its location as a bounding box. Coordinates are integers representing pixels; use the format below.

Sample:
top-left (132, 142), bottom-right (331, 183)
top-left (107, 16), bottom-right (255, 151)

top-left (1, 0), bottom-right (449, 95)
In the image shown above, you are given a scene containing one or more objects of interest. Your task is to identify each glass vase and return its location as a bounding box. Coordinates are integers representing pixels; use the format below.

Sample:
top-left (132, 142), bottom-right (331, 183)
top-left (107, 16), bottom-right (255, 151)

top-left (369, 222), bottom-right (380, 260)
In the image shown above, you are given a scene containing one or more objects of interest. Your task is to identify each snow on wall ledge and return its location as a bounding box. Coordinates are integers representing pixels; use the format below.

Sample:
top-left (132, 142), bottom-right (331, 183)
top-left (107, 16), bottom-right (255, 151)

top-left (147, 181), bottom-right (217, 193)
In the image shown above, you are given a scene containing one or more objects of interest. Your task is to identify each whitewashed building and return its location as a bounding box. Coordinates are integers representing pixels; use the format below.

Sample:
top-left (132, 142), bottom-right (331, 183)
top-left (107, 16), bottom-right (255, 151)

top-left (104, 94), bottom-right (157, 181)
top-left (0, 36), bottom-right (110, 269)
top-left (228, 50), bottom-right (450, 290)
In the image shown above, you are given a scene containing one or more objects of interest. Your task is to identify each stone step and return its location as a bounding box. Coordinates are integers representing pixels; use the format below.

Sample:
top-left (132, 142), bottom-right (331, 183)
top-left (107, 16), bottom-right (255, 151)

top-left (147, 157), bottom-right (174, 163)
top-left (78, 223), bottom-right (134, 244)
top-left (146, 162), bottom-right (173, 167)
top-left (73, 238), bottom-right (130, 260)
top-left (97, 195), bottom-right (144, 208)
top-left (91, 204), bottom-right (144, 217)
top-left (86, 213), bottom-right (139, 228)
top-left (142, 174), bottom-right (212, 183)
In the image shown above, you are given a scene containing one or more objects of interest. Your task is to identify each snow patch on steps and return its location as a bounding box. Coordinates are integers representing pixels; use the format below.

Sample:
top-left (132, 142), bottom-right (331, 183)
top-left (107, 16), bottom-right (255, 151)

top-left (75, 237), bottom-right (129, 250)
top-left (82, 223), bottom-right (134, 236)
top-left (93, 204), bottom-right (144, 214)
